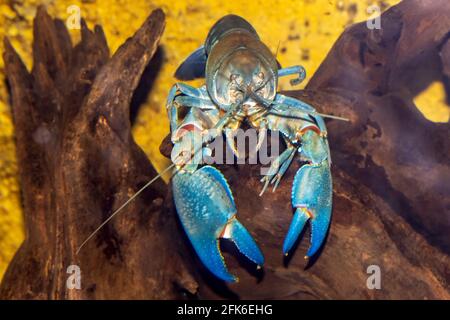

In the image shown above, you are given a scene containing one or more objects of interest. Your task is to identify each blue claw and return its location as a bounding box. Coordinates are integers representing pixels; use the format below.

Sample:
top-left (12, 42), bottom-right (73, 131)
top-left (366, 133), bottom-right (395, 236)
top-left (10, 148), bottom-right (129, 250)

top-left (172, 165), bottom-right (264, 282)
top-left (282, 207), bottom-right (309, 255)
top-left (224, 218), bottom-right (264, 267)
top-left (283, 161), bottom-right (332, 258)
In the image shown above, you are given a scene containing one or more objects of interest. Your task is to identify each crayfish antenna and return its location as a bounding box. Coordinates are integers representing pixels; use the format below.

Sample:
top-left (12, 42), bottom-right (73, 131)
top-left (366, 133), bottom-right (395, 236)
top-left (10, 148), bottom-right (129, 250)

top-left (76, 163), bottom-right (176, 254)
top-left (312, 112), bottom-right (349, 122)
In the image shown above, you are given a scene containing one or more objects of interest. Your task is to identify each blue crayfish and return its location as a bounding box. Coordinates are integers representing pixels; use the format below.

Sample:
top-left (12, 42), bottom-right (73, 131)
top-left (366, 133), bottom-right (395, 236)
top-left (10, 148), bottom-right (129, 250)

top-left (167, 15), bottom-right (347, 282)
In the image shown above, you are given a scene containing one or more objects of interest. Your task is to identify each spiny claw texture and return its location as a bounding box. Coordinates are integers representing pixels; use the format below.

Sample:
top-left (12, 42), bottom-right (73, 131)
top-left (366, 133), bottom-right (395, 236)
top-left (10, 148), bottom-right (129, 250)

top-left (172, 166), bottom-right (264, 282)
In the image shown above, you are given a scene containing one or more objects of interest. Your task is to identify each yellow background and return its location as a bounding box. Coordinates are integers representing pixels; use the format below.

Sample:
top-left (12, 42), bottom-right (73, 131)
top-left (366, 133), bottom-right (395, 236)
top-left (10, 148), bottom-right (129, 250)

top-left (0, 0), bottom-right (448, 280)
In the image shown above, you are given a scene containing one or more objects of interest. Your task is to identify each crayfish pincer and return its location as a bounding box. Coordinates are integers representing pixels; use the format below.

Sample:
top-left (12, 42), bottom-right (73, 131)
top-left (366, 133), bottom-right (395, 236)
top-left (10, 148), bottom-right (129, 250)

top-left (167, 14), bottom-right (348, 282)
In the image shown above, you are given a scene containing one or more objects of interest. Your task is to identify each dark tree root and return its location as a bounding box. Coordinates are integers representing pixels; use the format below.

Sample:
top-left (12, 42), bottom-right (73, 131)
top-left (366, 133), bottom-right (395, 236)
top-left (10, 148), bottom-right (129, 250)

top-left (1, 7), bottom-right (197, 300)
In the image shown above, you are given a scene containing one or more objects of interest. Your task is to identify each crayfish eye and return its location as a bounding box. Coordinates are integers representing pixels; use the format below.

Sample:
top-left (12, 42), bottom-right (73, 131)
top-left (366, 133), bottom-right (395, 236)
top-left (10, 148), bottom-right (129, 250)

top-left (252, 71), bottom-right (265, 87)
top-left (230, 73), bottom-right (242, 85)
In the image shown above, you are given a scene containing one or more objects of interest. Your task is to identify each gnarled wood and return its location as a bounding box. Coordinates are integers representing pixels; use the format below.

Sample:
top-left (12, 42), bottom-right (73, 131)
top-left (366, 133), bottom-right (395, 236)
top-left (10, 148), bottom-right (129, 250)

top-left (1, 7), bottom-right (197, 300)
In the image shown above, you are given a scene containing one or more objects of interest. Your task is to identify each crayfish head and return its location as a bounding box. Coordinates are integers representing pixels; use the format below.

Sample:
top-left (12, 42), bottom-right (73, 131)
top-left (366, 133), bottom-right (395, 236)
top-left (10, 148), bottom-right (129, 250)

top-left (214, 50), bottom-right (277, 107)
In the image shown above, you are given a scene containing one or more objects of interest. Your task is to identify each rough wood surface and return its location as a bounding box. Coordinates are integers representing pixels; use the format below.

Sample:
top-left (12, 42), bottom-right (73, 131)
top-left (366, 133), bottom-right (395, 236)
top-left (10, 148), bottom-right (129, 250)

top-left (1, 7), bottom-right (197, 300)
top-left (1, 0), bottom-right (449, 299)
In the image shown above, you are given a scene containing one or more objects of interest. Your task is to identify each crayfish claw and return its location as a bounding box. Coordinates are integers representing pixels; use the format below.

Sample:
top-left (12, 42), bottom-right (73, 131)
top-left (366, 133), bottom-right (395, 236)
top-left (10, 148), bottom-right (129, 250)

top-left (283, 161), bottom-right (332, 257)
top-left (222, 217), bottom-right (264, 267)
top-left (198, 237), bottom-right (238, 282)
top-left (172, 165), bottom-right (263, 282)
top-left (283, 208), bottom-right (310, 254)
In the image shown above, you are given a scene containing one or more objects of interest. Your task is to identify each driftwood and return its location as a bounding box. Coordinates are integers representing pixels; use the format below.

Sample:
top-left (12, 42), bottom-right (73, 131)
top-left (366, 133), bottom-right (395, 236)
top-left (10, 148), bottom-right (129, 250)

top-left (1, 0), bottom-right (449, 299)
top-left (0, 7), bottom-right (196, 300)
